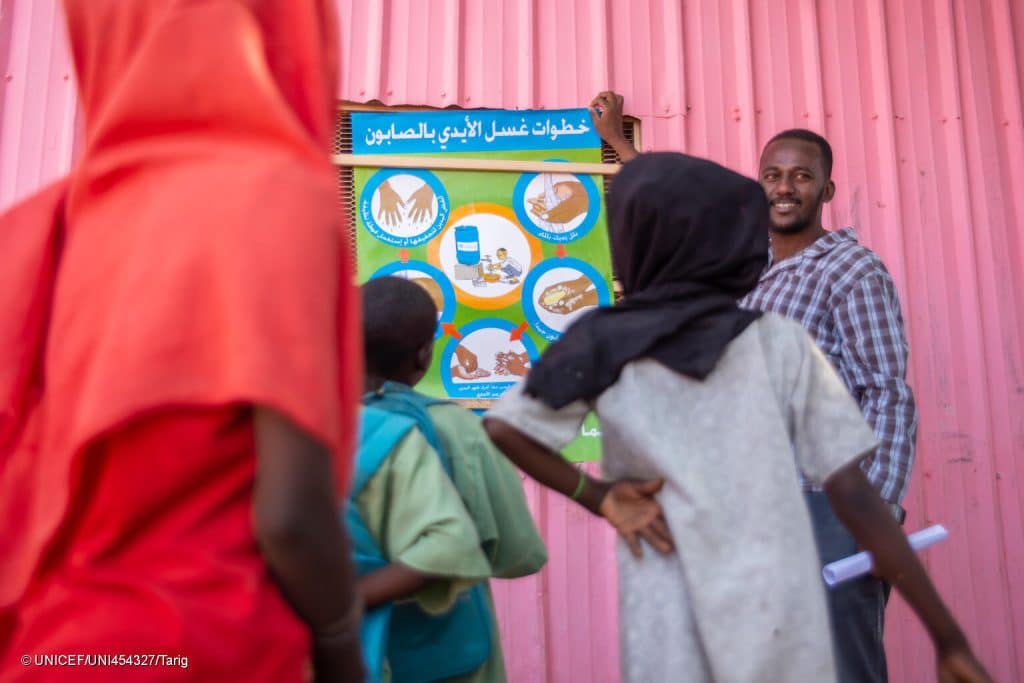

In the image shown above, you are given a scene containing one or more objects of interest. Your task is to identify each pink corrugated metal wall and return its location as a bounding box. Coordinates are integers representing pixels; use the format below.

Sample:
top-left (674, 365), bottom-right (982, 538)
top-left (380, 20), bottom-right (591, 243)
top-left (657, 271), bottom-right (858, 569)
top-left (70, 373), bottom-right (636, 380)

top-left (0, 0), bottom-right (77, 208)
top-left (1, 1), bottom-right (1021, 681)
top-left (338, 2), bottom-right (1024, 681)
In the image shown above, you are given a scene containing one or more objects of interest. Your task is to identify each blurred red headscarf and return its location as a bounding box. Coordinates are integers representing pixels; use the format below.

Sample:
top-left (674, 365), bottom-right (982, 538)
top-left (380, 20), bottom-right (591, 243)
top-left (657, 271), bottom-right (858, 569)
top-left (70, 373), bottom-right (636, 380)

top-left (0, 0), bottom-right (358, 619)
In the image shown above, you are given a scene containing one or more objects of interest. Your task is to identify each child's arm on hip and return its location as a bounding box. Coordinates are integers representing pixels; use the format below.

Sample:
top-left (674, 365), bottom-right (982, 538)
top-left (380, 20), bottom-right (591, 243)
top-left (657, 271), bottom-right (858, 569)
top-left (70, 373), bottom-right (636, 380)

top-left (484, 418), bottom-right (673, 557)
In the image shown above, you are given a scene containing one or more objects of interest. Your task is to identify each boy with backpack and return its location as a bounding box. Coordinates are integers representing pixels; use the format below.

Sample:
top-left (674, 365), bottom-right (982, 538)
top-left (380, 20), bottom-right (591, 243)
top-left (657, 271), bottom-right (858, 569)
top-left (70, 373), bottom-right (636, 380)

top-left (348, 276), bottom-right (547, 682)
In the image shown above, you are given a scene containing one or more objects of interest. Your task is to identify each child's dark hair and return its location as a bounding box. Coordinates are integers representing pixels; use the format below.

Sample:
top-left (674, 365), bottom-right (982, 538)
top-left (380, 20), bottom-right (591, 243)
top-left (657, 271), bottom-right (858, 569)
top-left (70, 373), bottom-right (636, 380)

top-left (361, 276), bottom-right (438, 375)
top-left (766, 128), bottom-right (833, 178)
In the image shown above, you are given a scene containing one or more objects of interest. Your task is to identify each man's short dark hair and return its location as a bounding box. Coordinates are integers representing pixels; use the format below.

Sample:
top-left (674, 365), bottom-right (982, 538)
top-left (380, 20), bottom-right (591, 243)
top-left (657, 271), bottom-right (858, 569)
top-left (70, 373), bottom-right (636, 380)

top-left (765, 128), bottom-right (833, 178)
top-left (361, 276), bottom-right (437, 375)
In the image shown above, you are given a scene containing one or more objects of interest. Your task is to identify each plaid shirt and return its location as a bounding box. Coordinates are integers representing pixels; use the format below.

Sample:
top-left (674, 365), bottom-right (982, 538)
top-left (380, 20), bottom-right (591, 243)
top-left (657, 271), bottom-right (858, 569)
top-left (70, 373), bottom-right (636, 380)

top-left (740, 228), bottom-right (918, 505)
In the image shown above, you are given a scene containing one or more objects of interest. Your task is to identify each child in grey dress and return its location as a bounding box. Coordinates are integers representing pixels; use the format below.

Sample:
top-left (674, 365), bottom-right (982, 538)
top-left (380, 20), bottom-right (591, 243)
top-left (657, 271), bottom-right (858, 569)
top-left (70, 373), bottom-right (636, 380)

top-left (484, 153), bottom-right (990, 683)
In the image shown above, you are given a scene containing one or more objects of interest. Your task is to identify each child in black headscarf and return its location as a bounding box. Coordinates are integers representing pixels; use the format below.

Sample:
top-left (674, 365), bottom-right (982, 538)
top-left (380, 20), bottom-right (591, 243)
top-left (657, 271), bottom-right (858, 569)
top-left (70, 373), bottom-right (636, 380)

top-left (485, 153), bottom-right (990, 683)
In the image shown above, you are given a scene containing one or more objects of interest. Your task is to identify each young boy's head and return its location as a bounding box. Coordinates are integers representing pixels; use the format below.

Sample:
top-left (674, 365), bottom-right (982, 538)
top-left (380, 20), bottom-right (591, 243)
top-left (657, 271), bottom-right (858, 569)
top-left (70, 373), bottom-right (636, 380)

top-left (361, 276), bottom-right (438, 387)
top-left (496, 248), bottom-right (508, 260)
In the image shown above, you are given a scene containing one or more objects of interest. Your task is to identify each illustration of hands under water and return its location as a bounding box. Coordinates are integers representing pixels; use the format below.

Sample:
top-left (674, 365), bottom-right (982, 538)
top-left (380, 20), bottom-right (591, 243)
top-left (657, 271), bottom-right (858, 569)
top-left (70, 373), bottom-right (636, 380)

top-left (528, 180), bottom-right (588, 224)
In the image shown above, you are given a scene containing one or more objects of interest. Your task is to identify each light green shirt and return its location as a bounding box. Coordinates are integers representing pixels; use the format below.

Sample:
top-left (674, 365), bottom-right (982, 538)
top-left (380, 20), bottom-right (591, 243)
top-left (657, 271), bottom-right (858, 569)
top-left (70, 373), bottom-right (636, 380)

top-left (356, 402), bottom-right (547, 683)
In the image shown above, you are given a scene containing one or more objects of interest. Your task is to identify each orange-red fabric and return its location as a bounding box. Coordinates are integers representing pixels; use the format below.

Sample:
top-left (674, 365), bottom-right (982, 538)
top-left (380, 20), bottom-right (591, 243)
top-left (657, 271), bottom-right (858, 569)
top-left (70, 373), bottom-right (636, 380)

top-left (0, 1), bottom-right (358, 679)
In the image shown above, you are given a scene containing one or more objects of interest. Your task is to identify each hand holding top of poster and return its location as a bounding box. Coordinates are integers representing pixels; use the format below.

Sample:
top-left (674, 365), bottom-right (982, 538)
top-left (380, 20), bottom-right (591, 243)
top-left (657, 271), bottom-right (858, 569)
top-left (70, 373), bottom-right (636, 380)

top-left (589, 91), bottom-right (638, 162)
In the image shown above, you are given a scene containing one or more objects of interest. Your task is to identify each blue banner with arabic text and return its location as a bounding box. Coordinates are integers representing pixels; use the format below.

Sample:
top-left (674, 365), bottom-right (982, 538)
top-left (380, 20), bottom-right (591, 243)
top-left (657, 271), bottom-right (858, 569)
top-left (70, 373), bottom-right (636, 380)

top-left (352, 108), bottom-right (599, 154)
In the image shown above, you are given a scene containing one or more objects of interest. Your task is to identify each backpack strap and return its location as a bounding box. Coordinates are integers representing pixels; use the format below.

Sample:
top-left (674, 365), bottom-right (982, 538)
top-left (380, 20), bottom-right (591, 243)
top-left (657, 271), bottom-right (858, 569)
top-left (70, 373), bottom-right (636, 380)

top-left (346, 406), bottom-right (419, 683)
top-left (348, 405), bottom-right (417, 570)
top-left (363, 383), bottom-right (453, 476)
top-left (352, 406), bottom-right (417, 497)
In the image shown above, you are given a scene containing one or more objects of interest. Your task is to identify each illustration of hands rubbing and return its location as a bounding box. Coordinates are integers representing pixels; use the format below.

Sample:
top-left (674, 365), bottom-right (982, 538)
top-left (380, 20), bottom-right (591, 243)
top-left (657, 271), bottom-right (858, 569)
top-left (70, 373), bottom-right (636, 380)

top-left (494, 351), bottom-right (531, 377)
top-left (539, 275), bottom-right (598, 314)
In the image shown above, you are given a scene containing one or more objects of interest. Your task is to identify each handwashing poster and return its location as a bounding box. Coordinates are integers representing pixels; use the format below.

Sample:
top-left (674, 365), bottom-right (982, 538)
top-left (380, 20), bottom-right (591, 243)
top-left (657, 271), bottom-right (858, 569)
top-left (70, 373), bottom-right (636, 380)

top-left (352, 108), bottom-right (611, 461)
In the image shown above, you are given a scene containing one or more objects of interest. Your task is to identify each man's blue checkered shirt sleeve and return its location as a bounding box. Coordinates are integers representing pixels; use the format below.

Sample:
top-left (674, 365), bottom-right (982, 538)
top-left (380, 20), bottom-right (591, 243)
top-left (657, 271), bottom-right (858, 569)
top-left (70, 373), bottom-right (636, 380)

top-left (834, 272), bottom-right (918, 504)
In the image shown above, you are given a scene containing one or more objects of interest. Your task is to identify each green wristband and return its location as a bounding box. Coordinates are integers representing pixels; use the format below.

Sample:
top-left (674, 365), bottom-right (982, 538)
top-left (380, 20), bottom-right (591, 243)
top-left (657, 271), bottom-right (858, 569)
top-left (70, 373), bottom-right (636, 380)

top-left (570, 469), bottom-right (587, 501)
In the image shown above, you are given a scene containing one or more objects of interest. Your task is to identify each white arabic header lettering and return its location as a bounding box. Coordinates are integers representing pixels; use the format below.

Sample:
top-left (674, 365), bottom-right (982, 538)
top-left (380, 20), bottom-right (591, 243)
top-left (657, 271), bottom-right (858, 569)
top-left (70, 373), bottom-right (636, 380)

top-left (363, 114), bottom-right (593, 149)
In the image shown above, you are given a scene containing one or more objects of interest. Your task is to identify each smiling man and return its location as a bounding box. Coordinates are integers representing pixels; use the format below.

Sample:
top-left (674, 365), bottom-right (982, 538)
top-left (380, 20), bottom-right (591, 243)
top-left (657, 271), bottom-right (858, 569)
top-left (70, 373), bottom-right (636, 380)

top-left (740, 129), bottom-right (918, 683)
top-left (589, 95), bottom-right (921, 681)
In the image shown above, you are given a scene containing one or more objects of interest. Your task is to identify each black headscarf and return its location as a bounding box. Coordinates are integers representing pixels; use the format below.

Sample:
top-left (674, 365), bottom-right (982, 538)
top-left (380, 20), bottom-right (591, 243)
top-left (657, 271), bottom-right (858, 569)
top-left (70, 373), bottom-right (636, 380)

top-left (524, 152), bottom-right (770, 408)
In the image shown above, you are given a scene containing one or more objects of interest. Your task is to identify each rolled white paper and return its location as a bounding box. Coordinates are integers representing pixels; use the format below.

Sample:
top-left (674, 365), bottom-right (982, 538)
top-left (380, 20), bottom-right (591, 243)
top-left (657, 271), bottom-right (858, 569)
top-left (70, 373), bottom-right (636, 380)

top-left (822, 524), bottom-right (949, 587)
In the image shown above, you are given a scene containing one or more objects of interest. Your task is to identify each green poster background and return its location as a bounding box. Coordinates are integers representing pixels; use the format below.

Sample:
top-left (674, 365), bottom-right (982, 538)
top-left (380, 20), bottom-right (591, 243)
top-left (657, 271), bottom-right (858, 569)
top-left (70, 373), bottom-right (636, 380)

top-left (354, 133), bottom-right (610, 461)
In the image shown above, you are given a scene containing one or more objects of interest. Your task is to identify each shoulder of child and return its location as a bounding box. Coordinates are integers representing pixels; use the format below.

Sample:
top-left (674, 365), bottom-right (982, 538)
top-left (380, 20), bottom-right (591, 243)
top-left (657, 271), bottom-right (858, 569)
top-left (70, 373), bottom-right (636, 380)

top-left (755, 311), bottom-right (810, 345)
top-left (426, 402), bottom-right (502, 464)
top-left (427, 400), bottom-right (487, 434)
top-left (373, 427), bottom-right (435, 483)
top-left (751, 313), bottom-right (814, 381)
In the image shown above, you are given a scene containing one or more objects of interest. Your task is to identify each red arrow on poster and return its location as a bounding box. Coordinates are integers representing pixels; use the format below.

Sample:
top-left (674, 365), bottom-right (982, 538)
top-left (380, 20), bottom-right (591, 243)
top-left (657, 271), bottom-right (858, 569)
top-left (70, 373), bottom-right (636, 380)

top-left (555, 244), bottom-right (567, 258)
top-left (399, 248), bottom-right (410, 263)
top-left (509, 321), bottom-right (529, 342)
top-left (441, 323), bottom-right (462, 340)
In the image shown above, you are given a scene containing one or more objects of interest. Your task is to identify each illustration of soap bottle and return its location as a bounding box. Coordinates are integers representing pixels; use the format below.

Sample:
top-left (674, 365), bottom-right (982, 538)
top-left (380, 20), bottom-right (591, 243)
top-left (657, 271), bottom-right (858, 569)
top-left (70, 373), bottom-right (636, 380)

top-left (455, 225), bottom-right (481, 265)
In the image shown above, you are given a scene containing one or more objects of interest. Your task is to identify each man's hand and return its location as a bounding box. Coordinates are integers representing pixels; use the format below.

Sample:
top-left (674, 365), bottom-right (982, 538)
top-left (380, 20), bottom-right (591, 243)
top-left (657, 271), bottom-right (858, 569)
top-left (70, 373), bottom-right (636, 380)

top-left (598, 479), bottom-right (674, 557)
top-left (938, 647), bottom-right (993, 683)
top-left (589, 91), bottom-right (625, 141)
top-left (589, 91), bottom-right (638, 162)
top-left (825, 464), bottom-right (991, 681)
